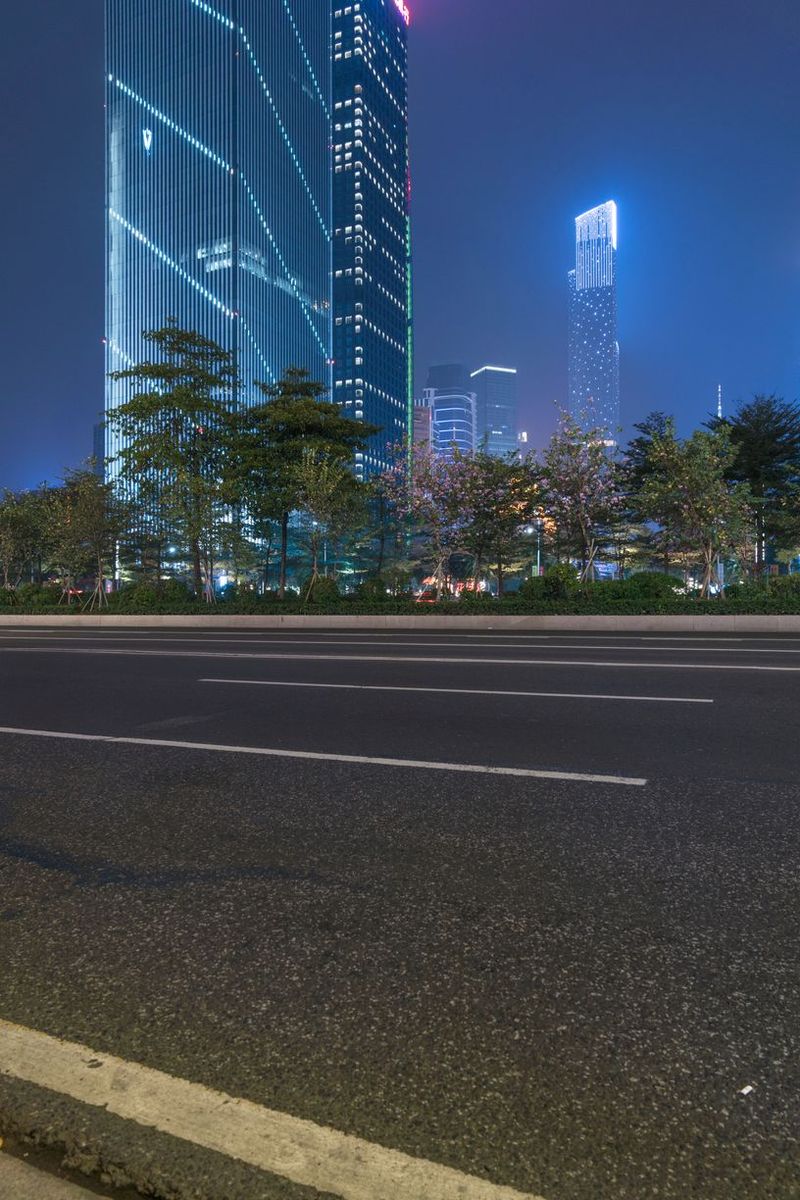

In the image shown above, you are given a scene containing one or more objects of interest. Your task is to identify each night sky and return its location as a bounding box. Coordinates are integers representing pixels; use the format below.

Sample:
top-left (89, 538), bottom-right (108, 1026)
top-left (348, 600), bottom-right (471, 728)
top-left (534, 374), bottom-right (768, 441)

top-left (1, 0), bottom-right (798, 490)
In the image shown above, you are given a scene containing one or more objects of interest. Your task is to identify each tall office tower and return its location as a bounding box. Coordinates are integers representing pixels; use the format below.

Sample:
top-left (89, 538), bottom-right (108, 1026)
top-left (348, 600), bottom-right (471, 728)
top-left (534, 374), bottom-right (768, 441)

top-left (423, 364), bottom-right (476, 461)
top-left (567, 200), bottom-right (620, 436)
top-left (332, 0), bottom-right (412, 480)
top-left (105, 1), bottom-right (331, 465)
top-left (470, 365), bottom-right (519, 457)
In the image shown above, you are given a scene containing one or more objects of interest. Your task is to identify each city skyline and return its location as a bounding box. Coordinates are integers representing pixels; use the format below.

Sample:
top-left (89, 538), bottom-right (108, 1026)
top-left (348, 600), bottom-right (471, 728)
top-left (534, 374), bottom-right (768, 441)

top-left (1, 0), bottom-right (799, 489)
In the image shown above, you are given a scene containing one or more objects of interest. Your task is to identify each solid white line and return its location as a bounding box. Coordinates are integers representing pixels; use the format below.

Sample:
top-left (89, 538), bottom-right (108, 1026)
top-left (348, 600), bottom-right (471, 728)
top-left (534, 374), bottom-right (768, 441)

top-left (0, 726), bottom-right (647, 786)
top-left (2, 634), bottom-right (799, 653)
top-left (0, 1019), bottom-right (545, 1200)
top-left (201, 678), bottom-right (714, 704)
top-left (1, 646), bottom-right (798, 672)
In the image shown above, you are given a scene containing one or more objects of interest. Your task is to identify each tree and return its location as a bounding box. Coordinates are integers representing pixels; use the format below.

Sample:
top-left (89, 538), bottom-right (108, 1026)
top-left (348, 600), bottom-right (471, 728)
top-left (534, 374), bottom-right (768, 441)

top-left (382, 444), bottom-right (472, 599)
top-left (708, 395), bottom-right (800, 574)
top-left (50, 469), bottom-right (130, 609)
top-left (0, 488), bottom-right (51, 591)
top-left (637, 424), bottom-right (754, 597)
top-left (107, 322), bottom-right (239, 600)
top-left (293, 448), bottom-right (366, 600)
top-left (539, 414), bottom-right (623, 581)
top-left (225, 368), bottom-right (376, 597)
top-left (461, 452), bottom-right (538, 596)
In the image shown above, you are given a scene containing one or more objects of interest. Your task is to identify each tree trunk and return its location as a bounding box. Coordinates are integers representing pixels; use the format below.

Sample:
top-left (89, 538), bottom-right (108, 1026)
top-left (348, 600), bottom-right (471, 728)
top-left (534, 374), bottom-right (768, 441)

top-left (279, 511), bottom-right (289, 599)
top-left (192, 540), bottom-right (202, 599)
top-left (497, 555), bottom-right (504, 598)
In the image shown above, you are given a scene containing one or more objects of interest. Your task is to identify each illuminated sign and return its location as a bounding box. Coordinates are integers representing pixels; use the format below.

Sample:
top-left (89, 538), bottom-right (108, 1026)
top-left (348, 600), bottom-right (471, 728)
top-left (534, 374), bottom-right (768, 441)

top-left (142, 128), bottom-right (153, 153)
top-left (393, 0), bottom-right (410, 25)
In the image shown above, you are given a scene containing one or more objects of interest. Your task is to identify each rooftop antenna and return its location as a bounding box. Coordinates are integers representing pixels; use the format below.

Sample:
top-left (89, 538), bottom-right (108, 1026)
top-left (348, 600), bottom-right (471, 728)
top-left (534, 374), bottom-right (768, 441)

top-left (717, 384), bottom-right (723, 420)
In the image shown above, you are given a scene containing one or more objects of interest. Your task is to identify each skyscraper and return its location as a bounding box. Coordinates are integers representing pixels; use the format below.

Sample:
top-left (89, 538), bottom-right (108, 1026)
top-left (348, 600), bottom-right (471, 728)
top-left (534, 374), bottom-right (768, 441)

top-left (105, 1), bottom-right (331, 463)
top-left (332, 0), bottom-right (412, 480)
top-left (423, 364), bottom-right (476, 461)
top-left (470, 365), bottom-right (518, 457)
top-left (568, 200), bottom-right (620, 435)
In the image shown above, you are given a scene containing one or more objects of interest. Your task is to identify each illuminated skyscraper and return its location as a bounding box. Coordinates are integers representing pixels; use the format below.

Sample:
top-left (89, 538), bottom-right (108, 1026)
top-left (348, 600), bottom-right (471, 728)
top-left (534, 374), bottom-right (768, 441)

top-left (332, 0), bottom-right (412, 480)
top-left (470, 365), bottom-right (518, 457)
top-left (105, 1), bottom-right (331, 462)
top-left (423, 364), bottom-right (476, 461)
top-left (568, 201), bottom-right (620, 435)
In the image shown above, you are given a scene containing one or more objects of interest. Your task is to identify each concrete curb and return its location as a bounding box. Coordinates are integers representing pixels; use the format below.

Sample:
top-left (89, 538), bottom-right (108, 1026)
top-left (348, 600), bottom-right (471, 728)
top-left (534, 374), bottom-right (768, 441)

top-left (1, 613), bottom-right (800, 632)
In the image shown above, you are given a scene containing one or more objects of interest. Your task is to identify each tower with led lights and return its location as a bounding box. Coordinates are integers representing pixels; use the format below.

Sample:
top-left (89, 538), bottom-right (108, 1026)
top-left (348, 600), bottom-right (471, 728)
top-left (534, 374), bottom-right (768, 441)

top-left (568, 200), bottom-right (620, 435)
top-left (332, 0), bottom-right (412, 479)
top-left (104, 0), bottom-right (331, 464)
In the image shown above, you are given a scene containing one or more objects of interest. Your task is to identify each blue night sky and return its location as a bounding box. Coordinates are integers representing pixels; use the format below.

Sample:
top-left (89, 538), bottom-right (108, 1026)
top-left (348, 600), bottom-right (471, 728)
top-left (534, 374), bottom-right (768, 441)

top-left (1, 0), bottom-right (798, 490)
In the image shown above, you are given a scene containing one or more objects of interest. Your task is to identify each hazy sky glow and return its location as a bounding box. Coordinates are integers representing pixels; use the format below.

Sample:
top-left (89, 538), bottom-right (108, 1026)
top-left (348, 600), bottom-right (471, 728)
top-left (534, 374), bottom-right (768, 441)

top-left (1, 0), bottom-right (798, 488)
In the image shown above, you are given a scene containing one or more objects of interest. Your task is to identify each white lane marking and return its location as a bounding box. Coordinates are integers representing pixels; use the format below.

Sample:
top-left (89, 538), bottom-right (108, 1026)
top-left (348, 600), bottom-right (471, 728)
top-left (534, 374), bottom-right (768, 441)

top-left (201, 678), bottom-right (714, 704)
top-left (1, 633), bottom-right (799, 653)
top-left (1, 646), bottom-right (799, 672)
top-left (0, 1019), bottom-right (546, 1200)
top-left (0, 727), bottom-right (647, 786)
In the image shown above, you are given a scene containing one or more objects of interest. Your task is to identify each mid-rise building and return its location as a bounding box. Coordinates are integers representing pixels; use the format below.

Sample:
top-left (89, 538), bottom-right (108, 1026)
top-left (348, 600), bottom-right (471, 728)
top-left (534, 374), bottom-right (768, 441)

top-left (423, 364), bottom-right (476, 461)
top-left (470, 365), bottom-right (518, 457)
top-left (105, 1), bottom-right (332, 465)
top-left (567, 200), bottom-right (620, 436)
top-left (412, 402), bottom-right (432, 451)
top-left (332, 0), bottom-right (412, 479)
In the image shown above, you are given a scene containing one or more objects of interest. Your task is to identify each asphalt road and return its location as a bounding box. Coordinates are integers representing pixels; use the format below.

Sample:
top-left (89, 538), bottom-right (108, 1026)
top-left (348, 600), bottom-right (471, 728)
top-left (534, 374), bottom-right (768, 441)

top-left (0, 628), bottom-right (799, 1198)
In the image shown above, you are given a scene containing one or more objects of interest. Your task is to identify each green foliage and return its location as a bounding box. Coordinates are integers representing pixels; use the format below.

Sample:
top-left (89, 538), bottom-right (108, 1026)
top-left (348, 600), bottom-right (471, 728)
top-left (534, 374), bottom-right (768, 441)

top-left (622, 570), bottom-right (681, 598)
top-left (299, 575), bottom-right (341, 605)
top-left (112, 579), bottom-right (194, 612)
top-left (355, 576), bottom-right (392, 604)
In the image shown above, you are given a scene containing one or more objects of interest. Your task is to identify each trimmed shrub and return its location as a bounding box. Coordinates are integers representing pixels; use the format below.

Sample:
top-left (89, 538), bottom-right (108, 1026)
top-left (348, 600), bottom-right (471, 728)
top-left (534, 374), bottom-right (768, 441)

top-left (300, 575), bottom-right (341, 605)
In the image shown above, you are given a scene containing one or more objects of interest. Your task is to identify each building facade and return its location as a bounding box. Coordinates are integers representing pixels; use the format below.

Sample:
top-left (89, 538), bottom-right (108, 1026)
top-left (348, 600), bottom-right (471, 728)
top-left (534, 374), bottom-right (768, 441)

top-left (332, 0), bottom-right (412, 480)
top-left (105, 0), bottom-right (332, 463)
top-left (470, 365), bottom-right (518, 457)
top-left (423, 364), bottom-right (476, 461)
top-left (567, 200), bottom-right (619, 436)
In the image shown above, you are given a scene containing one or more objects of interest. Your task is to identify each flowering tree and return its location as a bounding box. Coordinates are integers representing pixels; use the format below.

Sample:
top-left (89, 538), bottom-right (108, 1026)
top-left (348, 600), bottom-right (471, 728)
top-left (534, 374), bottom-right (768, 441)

top-left (539, 414), bottom-right (624, 581)
top-left (461, 451), bottom-right (539, 595)
top-left (382, 444), bottom-right (472, 598)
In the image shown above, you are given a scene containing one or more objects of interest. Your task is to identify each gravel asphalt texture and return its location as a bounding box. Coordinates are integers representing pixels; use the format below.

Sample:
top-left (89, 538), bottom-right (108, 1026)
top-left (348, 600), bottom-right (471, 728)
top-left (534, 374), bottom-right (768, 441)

top-left (0, 629), bottom-right (798, 1199)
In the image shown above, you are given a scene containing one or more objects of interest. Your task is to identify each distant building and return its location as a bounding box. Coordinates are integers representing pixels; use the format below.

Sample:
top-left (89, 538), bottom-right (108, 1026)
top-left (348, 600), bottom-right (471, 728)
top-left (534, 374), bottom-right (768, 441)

top-left (413, 402), bottom-right (432, 451)
top-left (568, 200), bottom-right (620, 436)
top-left (332, 0), bottom-right (412, 480)
top-left (423, 364), bottom-right (476, 460)
top-left (470, 365), bottom-right (518, 457)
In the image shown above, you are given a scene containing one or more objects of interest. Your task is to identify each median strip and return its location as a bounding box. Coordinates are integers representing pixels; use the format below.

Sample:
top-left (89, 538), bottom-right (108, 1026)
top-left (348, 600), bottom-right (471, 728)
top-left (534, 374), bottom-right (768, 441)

top-left (0, 726), bottom-right (647, 786)
top-left (0, 1019), bottom-right (546, 1200)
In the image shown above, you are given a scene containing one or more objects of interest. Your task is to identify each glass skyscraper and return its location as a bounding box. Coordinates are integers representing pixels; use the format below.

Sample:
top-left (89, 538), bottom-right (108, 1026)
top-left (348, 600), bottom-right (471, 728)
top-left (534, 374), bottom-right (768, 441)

top-left (567, 201), bottom-right (620, 436)
top-left (423, 364), bottom-right (476, 462)
top-left (105, 0), bottom-right (331, 463)
top-left (332, 0), bottom-right (412, 480)
top-left (470, 365), bottom-right (518, 458)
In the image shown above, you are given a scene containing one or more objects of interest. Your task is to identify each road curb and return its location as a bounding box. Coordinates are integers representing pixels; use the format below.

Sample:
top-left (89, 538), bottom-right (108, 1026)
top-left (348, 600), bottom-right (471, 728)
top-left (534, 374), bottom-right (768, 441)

top-left (0, 1073), bottom-right (334, 1200)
